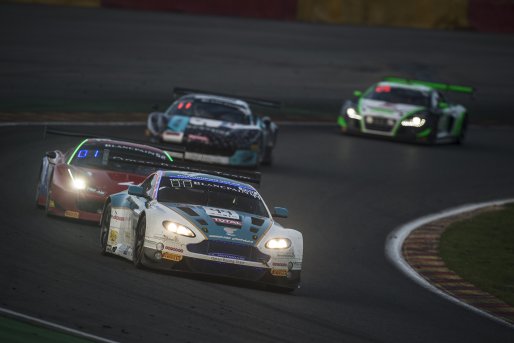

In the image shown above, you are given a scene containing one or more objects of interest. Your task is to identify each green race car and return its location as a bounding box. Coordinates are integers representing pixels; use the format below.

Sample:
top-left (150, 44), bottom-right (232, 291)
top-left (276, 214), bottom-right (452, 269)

top-left (338, 77), bottom-right (473, 144)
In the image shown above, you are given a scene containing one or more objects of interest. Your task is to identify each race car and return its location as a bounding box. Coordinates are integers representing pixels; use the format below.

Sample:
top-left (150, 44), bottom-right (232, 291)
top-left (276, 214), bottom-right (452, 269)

top-left (36, 137), bottom-right (175, 223)
top-left (146, 88), bottom-right (279, 167)
top-left (338, 77), bottom-right (473, 144)
top-left (100, 170), bottom-right (303, 291)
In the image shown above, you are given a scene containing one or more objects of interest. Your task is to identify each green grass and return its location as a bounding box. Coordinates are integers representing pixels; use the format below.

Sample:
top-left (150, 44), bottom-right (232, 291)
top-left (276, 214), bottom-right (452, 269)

top-left (439, 203), bottom-right (514, 306)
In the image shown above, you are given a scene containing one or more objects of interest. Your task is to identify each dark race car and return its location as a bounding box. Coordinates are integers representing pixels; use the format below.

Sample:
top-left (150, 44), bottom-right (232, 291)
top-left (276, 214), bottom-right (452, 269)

top-left (338, 77), bottom-right (474, 144)
top-left (36, 137), bottom-right (175, 223)
top-left (146, 89), bottom-right (279, 167)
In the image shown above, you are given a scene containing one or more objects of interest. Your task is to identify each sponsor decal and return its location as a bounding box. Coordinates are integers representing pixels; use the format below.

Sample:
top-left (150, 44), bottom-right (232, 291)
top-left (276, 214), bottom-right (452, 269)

top-left (117, 181), bottom-right (134, 186)
top-left (108, 229), bottom-right (118, 244)
top-left (162, 252), bottom-right (183, 262)
top-left (164, 246), bottom-right (183, 253)
top-left (64, 210), bottom-right (79, 219)
top-left (204, 207), bottom-right (239, 219)
top-left (208, 255), bottom-right (246, 265)
top-left (112, 215), bottom-right (126, 222)
top-left (49, 200), bottom-right (55, 208)
top-left (187, 134), bottom-right (210, 144)
top-left (272, 262), bottom-right (288, 267)
top-left (271, 269), bottom-right (288, 277)
top-left (213, 217), bottom-right (242, 227)
top-left (209, 234), bottom-right (253, 244)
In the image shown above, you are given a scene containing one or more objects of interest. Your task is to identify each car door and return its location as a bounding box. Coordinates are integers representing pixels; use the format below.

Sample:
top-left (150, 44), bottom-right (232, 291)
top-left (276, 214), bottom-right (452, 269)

top-left (127, 173), bottom-right (157, 245)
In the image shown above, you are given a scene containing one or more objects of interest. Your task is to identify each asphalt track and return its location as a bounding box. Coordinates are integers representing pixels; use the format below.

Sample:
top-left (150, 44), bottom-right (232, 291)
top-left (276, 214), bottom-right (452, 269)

top-left (1, 4), bottom-right (514, 122)
top-left (0, 4), bottom-right (514, 343)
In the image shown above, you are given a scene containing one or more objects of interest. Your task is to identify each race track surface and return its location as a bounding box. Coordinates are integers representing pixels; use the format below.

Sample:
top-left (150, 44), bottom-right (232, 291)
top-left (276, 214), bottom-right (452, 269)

top-left (1, 4), bottom-right (514, 343)
top-left (1, 4), bottom-right (514, 122)
top-left (1, 124), bottom-right (514, 343)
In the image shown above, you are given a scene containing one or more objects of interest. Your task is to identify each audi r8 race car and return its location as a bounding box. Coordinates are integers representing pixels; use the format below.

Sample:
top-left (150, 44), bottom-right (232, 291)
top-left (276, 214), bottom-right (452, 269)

top-left (338, 77), bottom-right (473, 144)
top-left (100, 170), bottom-right (303, 291)
top-left (36, 137), bottom-right (175, 223)
top-left (146, 88), bottom-right (279, 168)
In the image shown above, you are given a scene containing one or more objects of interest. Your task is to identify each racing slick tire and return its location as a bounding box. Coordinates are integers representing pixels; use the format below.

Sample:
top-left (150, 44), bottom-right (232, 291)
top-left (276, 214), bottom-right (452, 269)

top-left (261, 146), bottom-right (273, 166)
top-left (133, 216), bottom-right (147, 269)
top-left (454, 114), bottom-right (468, 145)
top-left (100, 204), bottom-right (111, 255)
top-left (44, 171), bottom-right (54, 216)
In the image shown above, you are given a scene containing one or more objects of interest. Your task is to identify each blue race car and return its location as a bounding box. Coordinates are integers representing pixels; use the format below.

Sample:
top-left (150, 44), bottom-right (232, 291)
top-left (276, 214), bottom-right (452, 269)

top-left (100, 170), bottom-right (303, 291)
top-left (146, 89), bottom-right (279, 167)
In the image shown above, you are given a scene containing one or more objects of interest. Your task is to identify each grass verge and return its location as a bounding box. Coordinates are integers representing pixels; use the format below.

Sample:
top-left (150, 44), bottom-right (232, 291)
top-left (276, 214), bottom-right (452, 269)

top-left (439, 203), bottom-right (514, 306)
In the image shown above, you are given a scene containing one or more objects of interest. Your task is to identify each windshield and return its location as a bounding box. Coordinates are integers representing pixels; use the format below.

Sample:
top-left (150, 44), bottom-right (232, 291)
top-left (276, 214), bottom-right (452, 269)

top-left (165, 99), bottom-right (249, 124)
top-left (364, 85), bottom-right (430, 107)
top-left (70, 142), bottom-right (171, 175)
top-left (157, 175), bottom-right (268, 217)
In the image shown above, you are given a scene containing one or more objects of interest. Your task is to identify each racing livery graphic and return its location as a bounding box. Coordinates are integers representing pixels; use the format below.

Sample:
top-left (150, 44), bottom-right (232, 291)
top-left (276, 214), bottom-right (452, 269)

top-left (338, 77), bottom-right (473, 144)
top-left (36, 138), bottom-right (174, 223)
top-left (100, 170), bottom-right (303, 291)
top-left (146, 88), bottom-right (279, 167)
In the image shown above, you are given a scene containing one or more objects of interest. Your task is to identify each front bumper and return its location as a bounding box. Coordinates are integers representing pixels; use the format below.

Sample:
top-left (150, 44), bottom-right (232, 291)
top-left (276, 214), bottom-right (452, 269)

top-left (46, 185), bottom-right (104, 223)
top-left (141, 244), bottom-right (301, 289)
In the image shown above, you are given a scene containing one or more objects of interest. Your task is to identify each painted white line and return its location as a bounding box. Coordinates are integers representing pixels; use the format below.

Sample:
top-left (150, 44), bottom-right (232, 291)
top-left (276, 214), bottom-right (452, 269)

top-left (0, 306), bottom-right (119, 343)
top-left (0, 121), bottom-right (336, 127)
top-left (0, 121), bottom-right (146, 127)
top-left (385, 198), bottom-right (514, 330)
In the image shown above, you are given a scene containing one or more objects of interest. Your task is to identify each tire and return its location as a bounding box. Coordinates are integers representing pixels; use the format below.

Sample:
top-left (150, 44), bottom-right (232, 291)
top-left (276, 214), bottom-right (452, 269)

top-left (44, 170), bottom-right (54, 216)
top-left (133, 216), bottom-right (147, 268)
top-left (100, 204), bottom-right (111, 255)
top-left (35, 164), bottom-right (43, 207)
top-left (454, 115), bottom-right (468, 145)
top-left (261, 146), bottom-right (273, 166)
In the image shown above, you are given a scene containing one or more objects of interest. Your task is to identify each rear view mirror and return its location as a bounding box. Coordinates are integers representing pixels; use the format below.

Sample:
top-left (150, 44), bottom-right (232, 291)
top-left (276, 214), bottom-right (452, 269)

top-left (128, 185), bottom-right (145, 197)
top-left (272, 207), bottom-right (288, 218)
top-left (262, 116), bottom-right (271, 129)
top-left (46, 151), bottom-right (57, 159)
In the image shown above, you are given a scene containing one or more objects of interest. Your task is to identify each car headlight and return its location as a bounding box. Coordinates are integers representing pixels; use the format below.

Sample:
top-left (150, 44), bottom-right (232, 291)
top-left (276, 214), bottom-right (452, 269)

top-left (265, 238), bottom-right (291, 249)
top-left (401, 116), bottom-right (426, 127)
top-left (346, 107), bottom-right (362, 120)
top-left (68, 169), bottom-right (87, 190)
top-left (162, 221), bottom-right (196, 237)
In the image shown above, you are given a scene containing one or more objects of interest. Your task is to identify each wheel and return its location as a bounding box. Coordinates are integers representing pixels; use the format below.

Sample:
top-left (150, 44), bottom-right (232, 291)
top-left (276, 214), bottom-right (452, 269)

top-left (100, 204), bottom-right (111, 255)
top-left (261, 146), bottom-right (273, 166)
top-left (44, 170), bottom-right (54, 216)
top-left (454, 115), bottom-right (468, 145)
top-left (35, 164), bottom-right (43, 207)
top-left (133, 216), bottom-right (147, 268)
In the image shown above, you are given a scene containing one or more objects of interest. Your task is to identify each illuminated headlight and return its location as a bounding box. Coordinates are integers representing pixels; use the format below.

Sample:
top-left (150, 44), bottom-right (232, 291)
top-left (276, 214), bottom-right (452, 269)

top-left (346, 107), bottom-right (362, 120)
top-left (72, 178), bottom-right (87, 190)
top-left (265, 238), bottom-right (291, 249)
top-left (401, 116), bottom-right (426, 127)
top-left (162, 221), bottom-right (196, 237)
top-left (68, 169), bottom-right (86, 190)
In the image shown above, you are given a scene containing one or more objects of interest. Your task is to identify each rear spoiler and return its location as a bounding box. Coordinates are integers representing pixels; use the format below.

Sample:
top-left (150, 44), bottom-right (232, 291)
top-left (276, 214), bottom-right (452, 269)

top-left (383, 77), bottom-right (474, 94)
top-left (44, 127), bottom-right (186, 159)
top-left (44, 127), bottom-right (261, 186)
top-left (172, 87), bottom-right (281, 109)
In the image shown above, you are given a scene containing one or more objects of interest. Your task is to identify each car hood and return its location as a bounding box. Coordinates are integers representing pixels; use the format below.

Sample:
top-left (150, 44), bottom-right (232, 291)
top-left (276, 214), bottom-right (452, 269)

top-left (359, 99), bottom-right (425, 119)
top-left (70, 165), bottom-right (146, 196)
top-left (162, 203), bottom-right (272, 246)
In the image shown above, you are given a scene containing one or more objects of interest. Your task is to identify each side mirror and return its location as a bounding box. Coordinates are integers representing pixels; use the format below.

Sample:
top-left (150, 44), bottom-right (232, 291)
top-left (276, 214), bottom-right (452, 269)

top-left (128, 185), bottom-right (145, 198)
top-left (46, 151), bottom-right (57, 159)
top-left (262, 116), bottom-right (271, 129)
top-left (272, 207), bottom-right (288, 218)
top-left (353, 90), bottom-right (362, 97)
top-left (438, 102), bottom-right (449, 109)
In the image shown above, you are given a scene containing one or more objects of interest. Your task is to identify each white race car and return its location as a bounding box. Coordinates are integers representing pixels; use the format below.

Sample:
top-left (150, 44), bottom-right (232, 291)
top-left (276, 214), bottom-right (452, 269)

top-left (100, 170), bottom-right (303, 291)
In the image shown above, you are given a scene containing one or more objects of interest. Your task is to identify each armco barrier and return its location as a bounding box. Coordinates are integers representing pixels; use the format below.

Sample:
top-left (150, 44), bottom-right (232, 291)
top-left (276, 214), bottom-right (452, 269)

top-left (469, 0), bottom-right (514, 32)
top-left (102, 0), bottom-right (298, 20)
top-left (3, 0), bottom-right (513, 32)
top-left (296, 0), bottom-right (469, 29)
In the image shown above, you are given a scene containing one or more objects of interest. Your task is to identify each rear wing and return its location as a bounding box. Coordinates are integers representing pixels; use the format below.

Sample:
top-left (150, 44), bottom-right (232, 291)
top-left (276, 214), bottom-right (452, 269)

top-left (383, 77), bottom-right (474, 94)
top-left (172, 87), bottom-right (281, 109)
top-left (44, 127), bottom-right (261, 186)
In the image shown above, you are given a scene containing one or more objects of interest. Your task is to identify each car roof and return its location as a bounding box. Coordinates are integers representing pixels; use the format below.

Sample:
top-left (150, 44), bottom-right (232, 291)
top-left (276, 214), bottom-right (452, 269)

top-left (160, 170), bottom-right (256, 191)
top-left (377, 81), bottom-right (433, 92)
top-left (85, 138), bottom-right (165, 153)
top-left (181, 94), bottom-right (251, 113)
